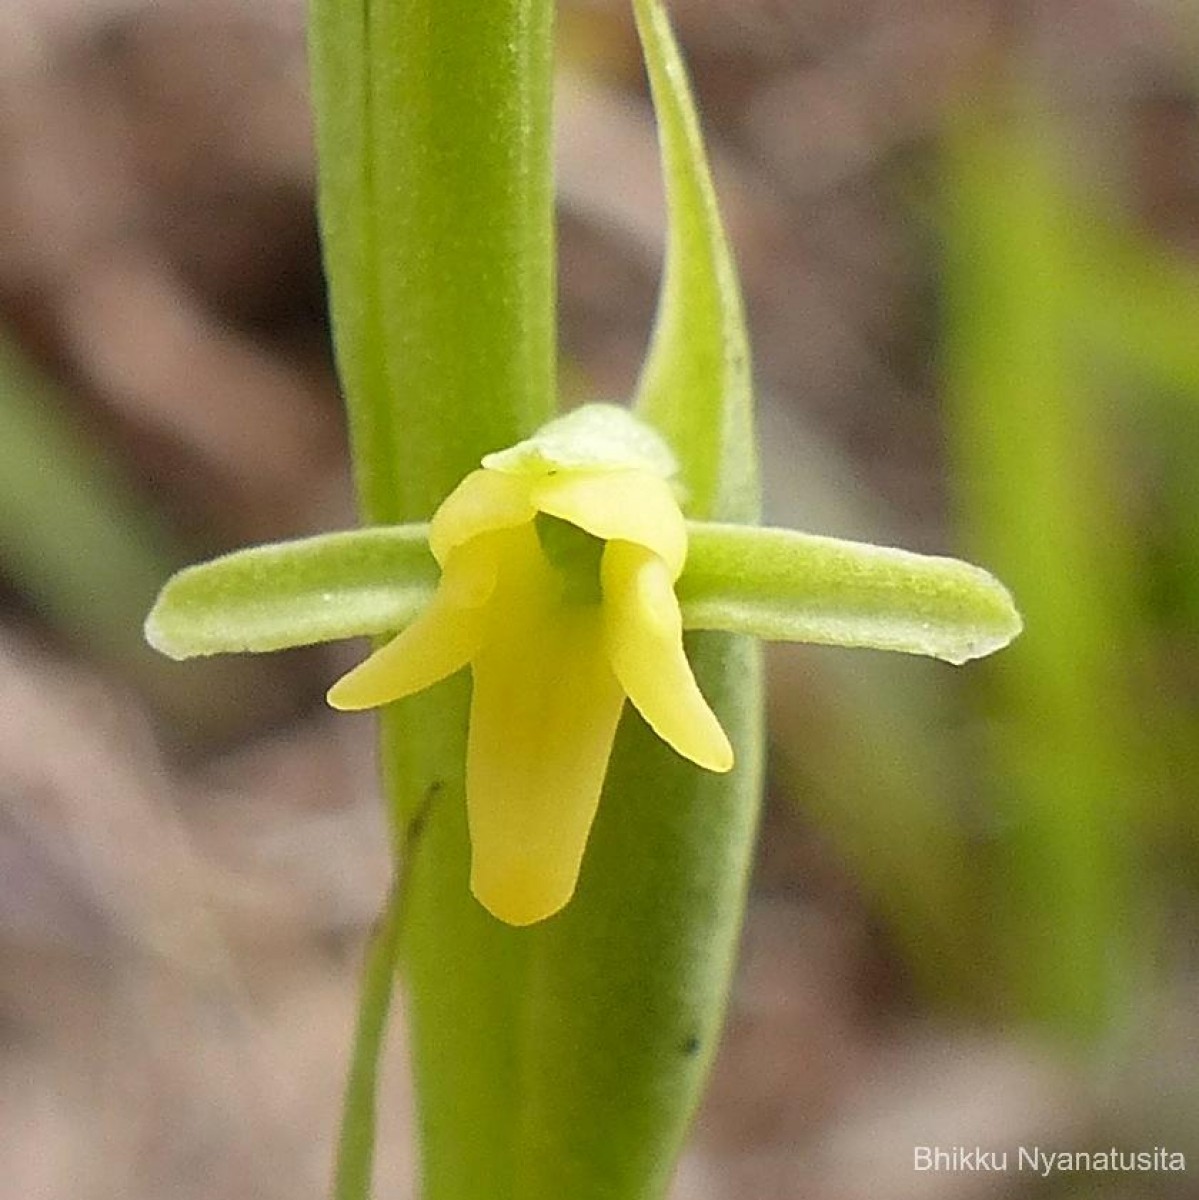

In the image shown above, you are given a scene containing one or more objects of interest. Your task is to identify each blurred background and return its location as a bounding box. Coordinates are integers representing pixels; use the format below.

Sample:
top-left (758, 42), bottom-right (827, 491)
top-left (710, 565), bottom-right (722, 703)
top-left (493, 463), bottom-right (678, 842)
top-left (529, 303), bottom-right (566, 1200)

top-left (2, 0), bottom-right (1198, 1196)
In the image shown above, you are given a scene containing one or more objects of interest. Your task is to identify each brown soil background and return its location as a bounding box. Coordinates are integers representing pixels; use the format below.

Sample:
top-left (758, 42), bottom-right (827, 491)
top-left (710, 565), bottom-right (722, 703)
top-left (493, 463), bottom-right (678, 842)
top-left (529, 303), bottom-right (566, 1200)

top-left (1, 1), bottom-right (1197, 1197)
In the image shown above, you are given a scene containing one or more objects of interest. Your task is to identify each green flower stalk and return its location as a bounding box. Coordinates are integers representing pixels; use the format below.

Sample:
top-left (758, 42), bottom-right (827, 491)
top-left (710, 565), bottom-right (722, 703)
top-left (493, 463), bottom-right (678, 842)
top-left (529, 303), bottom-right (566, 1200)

top-left (145, 0), bottom-right (1021, 1196)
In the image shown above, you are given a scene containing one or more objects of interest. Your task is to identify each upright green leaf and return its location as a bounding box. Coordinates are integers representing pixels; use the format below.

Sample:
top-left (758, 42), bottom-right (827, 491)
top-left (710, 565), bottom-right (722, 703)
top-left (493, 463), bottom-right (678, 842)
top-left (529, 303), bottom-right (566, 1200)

top-left (0, 330), bottom-right (179, 663)
top-left (334, 882), bottom-right (405, 1200)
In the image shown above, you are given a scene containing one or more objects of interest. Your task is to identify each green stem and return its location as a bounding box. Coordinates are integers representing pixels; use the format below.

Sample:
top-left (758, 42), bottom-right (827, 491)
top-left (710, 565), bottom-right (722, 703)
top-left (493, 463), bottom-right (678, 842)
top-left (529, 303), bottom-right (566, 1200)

top-left (334, 881), bottom-right (406, 1200)
top-left (309, 0), bottom-right (557, 526)
top-left (309, 1), bottom-right (557, 1195)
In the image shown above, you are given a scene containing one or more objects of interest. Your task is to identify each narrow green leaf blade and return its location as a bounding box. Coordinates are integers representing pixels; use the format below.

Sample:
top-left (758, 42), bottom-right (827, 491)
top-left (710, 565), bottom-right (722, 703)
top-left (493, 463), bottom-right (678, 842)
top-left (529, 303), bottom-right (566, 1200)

top-left (145, 526), bottom-right (435, 660)
top-left (631, 0), bottom-right (759, 523)
top-left (679, 523), bottom-right (1022, 664)
top-left (309, 2), bottom-right (566, 1198)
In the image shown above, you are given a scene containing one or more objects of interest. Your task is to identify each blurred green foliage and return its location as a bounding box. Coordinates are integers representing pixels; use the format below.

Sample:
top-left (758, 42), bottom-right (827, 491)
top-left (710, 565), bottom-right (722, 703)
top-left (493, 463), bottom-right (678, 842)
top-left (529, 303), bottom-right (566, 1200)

top-left (0, 330), bottom-right (300, 743)
top-left (0, 329), bottom-right (180, 666)
top-left (943, 104), bottom-right (1149, 1039)
top-left (782, 94), bottom-right (1199, 1042)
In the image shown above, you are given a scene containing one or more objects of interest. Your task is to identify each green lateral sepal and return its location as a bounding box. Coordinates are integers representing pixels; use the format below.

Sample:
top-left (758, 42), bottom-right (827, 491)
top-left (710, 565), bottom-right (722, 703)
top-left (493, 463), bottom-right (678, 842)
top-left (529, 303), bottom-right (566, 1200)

top-left (680, 522), bottom-right (1022, 665)
top-left (144, 525), bottom-right (435, 660)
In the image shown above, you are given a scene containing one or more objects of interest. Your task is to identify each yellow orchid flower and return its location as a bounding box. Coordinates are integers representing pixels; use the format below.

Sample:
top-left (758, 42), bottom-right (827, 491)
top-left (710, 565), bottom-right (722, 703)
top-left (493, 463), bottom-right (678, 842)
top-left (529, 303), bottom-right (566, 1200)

top-left (327, 409), bottom-right (732, 927)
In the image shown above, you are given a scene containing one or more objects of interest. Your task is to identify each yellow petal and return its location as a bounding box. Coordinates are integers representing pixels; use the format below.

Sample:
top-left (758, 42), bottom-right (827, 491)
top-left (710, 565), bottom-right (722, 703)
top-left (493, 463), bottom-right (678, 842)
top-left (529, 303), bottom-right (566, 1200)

top-left (532, 469), bottom-right (687, 578)
top-left (428, 469), bottom-right (538, 565)
top-left (326, 602), bottom-right (482, 710)
top-left (601, 540), bottom-right (733, 773)
top-left (466, 526), bottom-right (625, 925)
top-left (326, 542), bottom-right (497, 711)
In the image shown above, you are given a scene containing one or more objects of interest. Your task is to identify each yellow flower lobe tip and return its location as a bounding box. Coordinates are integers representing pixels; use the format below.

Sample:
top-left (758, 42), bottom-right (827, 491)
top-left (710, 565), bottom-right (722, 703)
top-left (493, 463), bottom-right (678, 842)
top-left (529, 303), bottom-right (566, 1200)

top-left (325, 597), bottom-right (483, 710)
top-left (470, 859), bottom-right (575, 927)
top-left (602, 540), bottom-right (734, 774)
